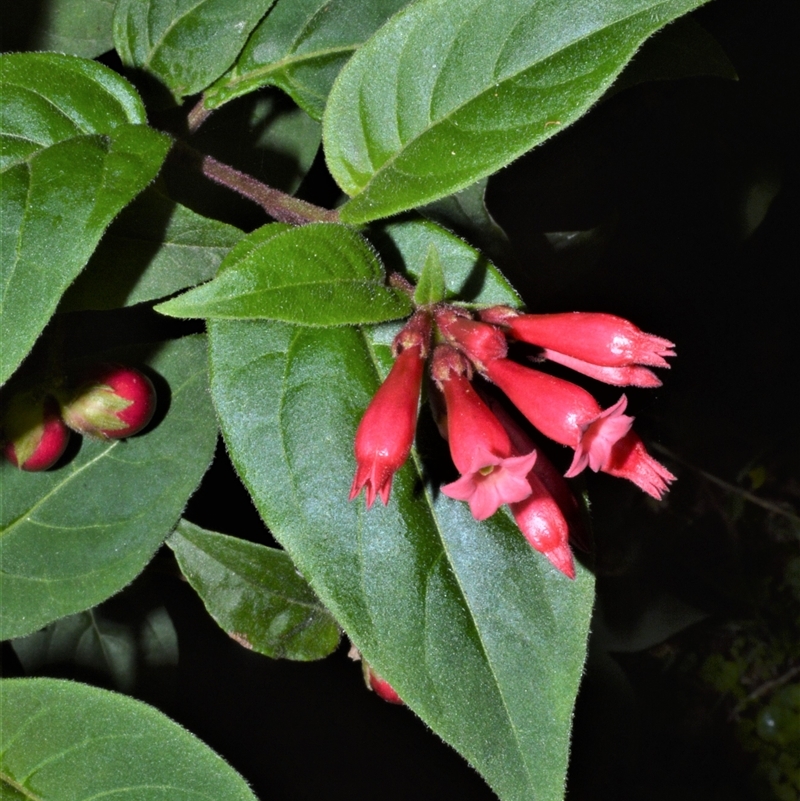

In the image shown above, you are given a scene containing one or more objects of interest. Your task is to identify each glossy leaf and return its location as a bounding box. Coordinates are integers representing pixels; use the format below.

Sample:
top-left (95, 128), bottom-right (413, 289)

top-left (0, 678), bottom-right (257, 801)
top-left (324, 0), bottom-right (710, 222)
top-left (21, 0), bottom-right (115, 58)
top-left (168, 520), bottom-right (341, 660)
top-left (113, 0), bottom-right (277, 101)
top-left (0, 53), bottom-right (170, 387)
top-left (209, 317), bottom-right (594, 801)
top-left (204, 0), bottom-right (411, 119)
top-left (156, 222), bottom-right (412, 325)
top-left (370, 217), bottom-right (520, 307)
top-left (60, 187), bottom-right (244, 312)
top-left (0, 337), bottom-right (218, 641)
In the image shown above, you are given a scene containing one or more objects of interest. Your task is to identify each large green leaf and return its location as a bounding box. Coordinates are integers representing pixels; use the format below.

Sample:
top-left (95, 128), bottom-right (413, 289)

top-left (0, 53), bottom-right (170, 387)
top-left (208, 318), bottom-right (594, 801)
top-left (0, 678), bottom-right (257, 801)
top-left (0, 336), bottom-right (218, 641)
top-left (156, 222), bottom-right (413, 325)
top-left (323, 0), bottom-right (709, 223)
top-left (113, 0), bottom-right (277, 101)
top-left (60, 187), bottom-right (244, 312)
top-left (168, 519), bottom-right (341, 660)
top-left (204, 0), bottom-right (411, 119)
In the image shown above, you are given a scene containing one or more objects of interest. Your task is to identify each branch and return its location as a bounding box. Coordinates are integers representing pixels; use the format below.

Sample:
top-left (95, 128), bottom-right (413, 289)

top-left (173, 142), bottom-right (339, 226)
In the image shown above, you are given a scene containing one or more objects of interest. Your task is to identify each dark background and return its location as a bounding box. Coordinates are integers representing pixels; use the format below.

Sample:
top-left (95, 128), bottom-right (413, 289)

top-left (3, 0), bottom-right (799, 799)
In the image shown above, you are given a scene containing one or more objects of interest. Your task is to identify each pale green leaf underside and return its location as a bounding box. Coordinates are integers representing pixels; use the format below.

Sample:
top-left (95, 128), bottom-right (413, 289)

top-left (156, 222), bottom-right (412, 326)
top-left (0, 678), bottom-right (257, 801)
top-left (204, 0), bottom-right (411, 119)
top-left (324, 0), bottom-right (709, 222)
top-left (113, 0), bottom-right (277, 100)
top-left (209, 319), bottom-right (594, 801)
top-left (168, 520), bottom-right (341, 660)
top-left (0, 337), bottom-right (218, 640)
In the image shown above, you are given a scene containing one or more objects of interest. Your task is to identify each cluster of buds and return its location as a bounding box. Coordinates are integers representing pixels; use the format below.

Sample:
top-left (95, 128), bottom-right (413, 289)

top-left (1, 363), bottom-right (157, 472)
top-left (350, 304), bottom-right (676, 579)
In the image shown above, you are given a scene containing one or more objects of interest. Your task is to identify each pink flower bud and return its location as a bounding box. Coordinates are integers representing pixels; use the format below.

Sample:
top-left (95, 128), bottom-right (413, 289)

top-left (601, 431), bottom-right (676, 499)
top-left (433, 346), bottom-right (536, 520)
top-left (350, 342), bottom-right (425, 507)
top-left (506, 312), bottom-right (675, 369)
top-left (485, 359), bottom-right (632, 475)
top-left (2, 393), bottom-right (70, 471)
top-left (61, 363), bottom-right (156, 440)
top-left (366, 666), bottom-right (404, 705)
top-left (435, 309), bottom-right (508, 370)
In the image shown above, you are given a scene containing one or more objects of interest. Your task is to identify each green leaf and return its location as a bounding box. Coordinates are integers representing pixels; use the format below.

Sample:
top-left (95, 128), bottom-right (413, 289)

top-left (208, 319), bottom-right (594, 801)
top-left (11, 610), bottom-right (138, 690)
top-left (168, 520), bottom-right (341, 660)
top-left (156, 222), bottom-right (413, 326)
top-left (204, 0), bottom-right (411, 119)
top-left (371, 217), bottom-right (519, 307)
top-left (0, 53), bottom-right (171, 387)
top-left (23, 0), bottom-right (116, 59)
top-left (413, 244), bottom-right (446, 305)
top-left (60, 187), bottom-right (244, 312)
top-left (323, 0), bottom-right (710, 223)
top-left (0, 678), bottom-right (258, 801)
top-left (113, 0), bottom-right (277, 101)
top-left (0, 336), bottom-right (218, 641)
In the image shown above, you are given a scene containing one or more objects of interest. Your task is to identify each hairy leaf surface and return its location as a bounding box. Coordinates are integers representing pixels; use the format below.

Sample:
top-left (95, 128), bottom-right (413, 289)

top-left (324, 0), bottom-right (709, 222)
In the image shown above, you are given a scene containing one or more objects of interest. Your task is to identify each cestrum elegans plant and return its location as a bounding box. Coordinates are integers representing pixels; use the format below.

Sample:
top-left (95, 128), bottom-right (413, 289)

top-left (0, 0), bottom-right (718, 799)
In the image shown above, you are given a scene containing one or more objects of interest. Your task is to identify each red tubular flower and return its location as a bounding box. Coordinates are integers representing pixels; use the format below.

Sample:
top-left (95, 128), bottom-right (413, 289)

top-left (601, 430), bottom-right (676, 499)
top-left (349, 315), bottom-right (430, 507)
top-left (433, 346), bottom-right (536, 520)
top-left (510, 474), bottom-right (575, 580)
top-left (502, 311), bottom-right (675, 368)
top-left (484, 359), bottom-right (633, 477)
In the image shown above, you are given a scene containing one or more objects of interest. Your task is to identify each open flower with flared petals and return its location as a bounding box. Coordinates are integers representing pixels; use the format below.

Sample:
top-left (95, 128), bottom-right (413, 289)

top-left (433, 345), bottom-right (537, 519)
top-left (484, 359), bottom-right (633, 476)
top-left (492, 310), bottom-right (675, 369)
top-left (442, 447), bottom-right (539, 521)
top-left (601, 430), bottom-right (676, 499)
top-left (349, 314), bottom-right (430, 507)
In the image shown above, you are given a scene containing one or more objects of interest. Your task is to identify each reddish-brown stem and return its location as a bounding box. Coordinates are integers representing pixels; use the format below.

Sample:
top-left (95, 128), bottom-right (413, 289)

top-left (174, 142), bottom-right (339, 226)
top-left (187, 98), bottom-right (213, 134)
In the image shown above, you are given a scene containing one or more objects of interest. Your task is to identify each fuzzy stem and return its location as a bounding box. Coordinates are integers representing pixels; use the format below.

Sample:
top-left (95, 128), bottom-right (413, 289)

top-left (174, 142), bottom-right (339, 226)
top-left (187, 97), bottom-right (213, 133)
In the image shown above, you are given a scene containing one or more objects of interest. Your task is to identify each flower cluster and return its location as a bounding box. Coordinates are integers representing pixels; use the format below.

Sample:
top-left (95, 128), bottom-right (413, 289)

top-left (349, 304), bottom-right (676, 578)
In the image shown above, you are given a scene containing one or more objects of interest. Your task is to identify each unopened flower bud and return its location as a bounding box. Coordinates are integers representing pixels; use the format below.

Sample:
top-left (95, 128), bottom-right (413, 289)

top-left (2, 392), bottom-right (69, 471)
top-left (60, 363), bottom-right (156, 440)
